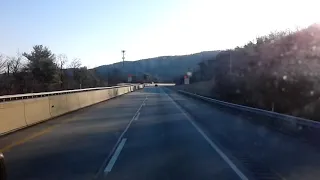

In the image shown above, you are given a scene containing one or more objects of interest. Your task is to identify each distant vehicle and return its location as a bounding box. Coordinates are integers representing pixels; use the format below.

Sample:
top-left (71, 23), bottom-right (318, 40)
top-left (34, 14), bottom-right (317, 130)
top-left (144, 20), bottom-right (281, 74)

top-left (0, 153), bottom-right (6, 180)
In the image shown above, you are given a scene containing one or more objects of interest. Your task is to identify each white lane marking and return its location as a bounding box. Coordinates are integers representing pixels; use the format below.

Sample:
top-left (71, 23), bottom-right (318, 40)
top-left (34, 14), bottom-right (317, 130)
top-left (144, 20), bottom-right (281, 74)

top-left (134, 112), bottom-right (140, 121)
top-left (118, 95), bottom-right (146, 134)
top-left (96, 95), bottom-right (148, 177)
top-left (104, 138), bottom-right (127, 172)
top-left (163, 88), bottom-right (249, 180)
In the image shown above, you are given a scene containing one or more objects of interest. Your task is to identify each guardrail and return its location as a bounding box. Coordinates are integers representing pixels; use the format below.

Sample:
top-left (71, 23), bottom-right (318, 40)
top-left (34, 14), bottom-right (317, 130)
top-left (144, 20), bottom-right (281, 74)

top-left (178, 90), bottom-right (320, 128)
top-left (0, 85), bottom-right (139, 102)
top-left (178, 90), bottom-right (320, 147)
top-left (0, 84), bottom-right (144, 136)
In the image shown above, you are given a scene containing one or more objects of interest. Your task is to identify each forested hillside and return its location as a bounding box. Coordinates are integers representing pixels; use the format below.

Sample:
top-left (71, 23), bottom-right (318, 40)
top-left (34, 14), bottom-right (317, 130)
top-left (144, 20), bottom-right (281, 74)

top-left (179, 24), bottom-right (320, 120)
top-left (94, 51), bottom-right (219, 82)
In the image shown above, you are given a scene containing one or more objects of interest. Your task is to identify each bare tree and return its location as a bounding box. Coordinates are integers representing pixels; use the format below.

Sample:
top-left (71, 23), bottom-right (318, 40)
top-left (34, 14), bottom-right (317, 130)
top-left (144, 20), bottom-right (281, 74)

top-left (0, 53), bottom-right (25, 94)
top-left (0, 54), bottom-right (7, 74)
top-left (68, 58), bottom-right (82, 69)
top-left (56, 54), bottom-right (68, 70)
top-left (68, 58), bottom-right (83, 88)
top-left (56, 54), bottom-right (68, 88)
top-left (8, 54), bottom-right (24, 74)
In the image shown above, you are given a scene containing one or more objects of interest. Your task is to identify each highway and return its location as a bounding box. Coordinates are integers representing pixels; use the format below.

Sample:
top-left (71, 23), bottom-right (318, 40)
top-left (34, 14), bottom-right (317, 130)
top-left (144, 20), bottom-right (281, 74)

top-left (1, 86), bottom-right (320, 180)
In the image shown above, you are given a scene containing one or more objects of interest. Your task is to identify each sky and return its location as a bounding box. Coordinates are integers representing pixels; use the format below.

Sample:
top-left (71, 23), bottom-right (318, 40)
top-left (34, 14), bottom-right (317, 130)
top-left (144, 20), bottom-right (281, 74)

top-left (0, 0), bottom-right (319, 68)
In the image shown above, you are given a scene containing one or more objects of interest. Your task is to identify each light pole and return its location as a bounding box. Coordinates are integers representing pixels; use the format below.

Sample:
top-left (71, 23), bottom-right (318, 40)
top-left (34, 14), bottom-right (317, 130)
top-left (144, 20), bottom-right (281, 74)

top-left (122, 50), bottom-right (125, 67)
top-left (122, 50), bottom-right (126, 82)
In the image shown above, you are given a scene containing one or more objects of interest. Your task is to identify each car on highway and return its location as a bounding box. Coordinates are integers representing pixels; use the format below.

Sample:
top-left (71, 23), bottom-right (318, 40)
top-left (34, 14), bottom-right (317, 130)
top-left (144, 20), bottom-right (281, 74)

top-left (0, 153), bottom-right (6, 180)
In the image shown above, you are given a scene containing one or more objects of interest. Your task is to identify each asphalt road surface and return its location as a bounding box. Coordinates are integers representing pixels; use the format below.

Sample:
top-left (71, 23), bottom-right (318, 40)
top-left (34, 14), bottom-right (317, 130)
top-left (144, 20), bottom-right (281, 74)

top-left (1, 87), bottom-right (320, 180)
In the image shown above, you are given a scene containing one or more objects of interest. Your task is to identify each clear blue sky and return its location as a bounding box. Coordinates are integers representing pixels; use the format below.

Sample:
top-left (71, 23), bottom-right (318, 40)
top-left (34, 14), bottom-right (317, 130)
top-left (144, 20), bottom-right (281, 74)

top-left (1, 0), bottom-right (318, 68)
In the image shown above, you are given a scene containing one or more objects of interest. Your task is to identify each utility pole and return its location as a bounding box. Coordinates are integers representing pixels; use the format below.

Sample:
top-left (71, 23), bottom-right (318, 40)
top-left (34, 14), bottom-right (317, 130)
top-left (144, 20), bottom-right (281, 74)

top-left (122, 50), bottom-right (126, 83)
top-left (122, 50), bottom-right (125, 67)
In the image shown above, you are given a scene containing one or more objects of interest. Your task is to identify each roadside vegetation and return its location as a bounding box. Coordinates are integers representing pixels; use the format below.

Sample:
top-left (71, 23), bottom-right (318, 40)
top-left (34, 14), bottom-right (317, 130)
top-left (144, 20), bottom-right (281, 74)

top-left (176, 24), bottom-right (320, 120)
top-left (0, 45), bottom-right (128, 95)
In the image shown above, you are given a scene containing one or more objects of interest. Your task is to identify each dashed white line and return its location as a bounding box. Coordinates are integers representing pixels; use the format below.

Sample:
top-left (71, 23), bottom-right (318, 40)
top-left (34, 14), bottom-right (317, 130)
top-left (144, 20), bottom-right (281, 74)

top-left (95, 95), bottom-right (148, 178)
top-left (134, 112), bottom-right (140, 121)
top-left (103, 95), bottom-right (147, 172)
top-left (163, 88), bottom-right (249, 180)
top-left (104, 138), bottom-right (127, 172)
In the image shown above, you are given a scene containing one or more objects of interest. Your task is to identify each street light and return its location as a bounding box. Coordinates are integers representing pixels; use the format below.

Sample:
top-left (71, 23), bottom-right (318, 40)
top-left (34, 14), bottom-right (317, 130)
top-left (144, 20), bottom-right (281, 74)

top-left (122, 50), bottom-right (126, 83)
top-left (122, 50), bottom-right (125, 67)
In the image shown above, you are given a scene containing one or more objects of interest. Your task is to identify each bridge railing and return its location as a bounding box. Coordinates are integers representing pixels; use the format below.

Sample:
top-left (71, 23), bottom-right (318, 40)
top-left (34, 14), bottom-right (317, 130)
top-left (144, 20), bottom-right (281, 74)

top-left (0, 84), bottom-right (144, 136)
top-left (0, 85), bottom-right (143, 102)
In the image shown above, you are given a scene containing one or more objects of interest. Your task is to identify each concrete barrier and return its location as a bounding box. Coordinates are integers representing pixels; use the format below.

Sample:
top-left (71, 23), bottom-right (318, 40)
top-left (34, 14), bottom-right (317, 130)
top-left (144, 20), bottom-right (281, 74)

top-left (92, 90), bottom-right (102, 104)
top-left (101, 89), bottom-right (110, 100)
top-left (24, 97), bottom-right (51, 125)
top-left (0, 84), bottom-right (144, 135)
top-left (66, 94), bottom-right (80, 112)
top-left (0, 101), bottom-right (26, 134)
top-left (109, 88), bottom-right (116, 99)
top-left (78, 91), bottom-right (91, 108)
top-left (49, 94), bottom-right (68, 117)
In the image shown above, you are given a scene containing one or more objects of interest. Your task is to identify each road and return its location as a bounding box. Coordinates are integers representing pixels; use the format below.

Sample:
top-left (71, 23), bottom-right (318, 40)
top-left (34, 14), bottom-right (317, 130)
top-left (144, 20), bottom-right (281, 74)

top-left (1, 86), bottom-right (320, 180)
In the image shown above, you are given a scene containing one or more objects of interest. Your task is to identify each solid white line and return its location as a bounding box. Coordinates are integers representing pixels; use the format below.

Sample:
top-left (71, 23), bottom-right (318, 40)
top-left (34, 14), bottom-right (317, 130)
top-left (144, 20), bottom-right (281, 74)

top-left (134, 112), bottom-right (140, 121)
top-left (163, 88), bottom-right (249, 180)
top-left (104, 138), bottom-right (127, 172)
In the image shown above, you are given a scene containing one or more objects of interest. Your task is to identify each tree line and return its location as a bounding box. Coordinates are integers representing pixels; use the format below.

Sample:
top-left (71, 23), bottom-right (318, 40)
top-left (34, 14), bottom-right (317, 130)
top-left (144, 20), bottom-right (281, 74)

top-left (0, 45), bottom-right (124, 95)
top-left (177, 24), bottom-right (320, 120)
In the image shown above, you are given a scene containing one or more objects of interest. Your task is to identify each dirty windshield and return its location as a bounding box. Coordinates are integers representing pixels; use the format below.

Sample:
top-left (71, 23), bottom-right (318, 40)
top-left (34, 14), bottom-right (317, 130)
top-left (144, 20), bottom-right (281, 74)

top-left (1, 0), bottom-right (320, 180)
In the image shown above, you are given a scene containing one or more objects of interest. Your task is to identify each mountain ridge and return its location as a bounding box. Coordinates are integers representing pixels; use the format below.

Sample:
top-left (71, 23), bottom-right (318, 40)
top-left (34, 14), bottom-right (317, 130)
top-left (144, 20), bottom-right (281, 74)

top-left (93, 50), bottom-right (220, 81)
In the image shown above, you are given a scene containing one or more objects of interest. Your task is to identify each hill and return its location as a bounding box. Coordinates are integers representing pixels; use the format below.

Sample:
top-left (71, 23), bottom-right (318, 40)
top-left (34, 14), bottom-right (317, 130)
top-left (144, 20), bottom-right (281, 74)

top-left (177, 24), bottom-right (320, 121)
top-left (93, 51), bottom-right (219, 82)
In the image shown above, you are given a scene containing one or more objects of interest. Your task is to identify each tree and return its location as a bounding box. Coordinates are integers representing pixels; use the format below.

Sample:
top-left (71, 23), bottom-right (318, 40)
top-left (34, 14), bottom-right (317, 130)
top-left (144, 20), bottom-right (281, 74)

top-left (56, 54), bottom-right (68, 69)
top-left (68, 58), bottom-right (84, 88)
top-left (68, 58), bottom-right (82, 69)
top-left (8, 55), bottom-right (24, 75)
top-left (108, 68), bottom-right (124, 85)
top-left (56, 54), bottom-right (68, 89)
top-left (0, 54), bottom-right (6, 74)
top-left (0, 53), bottom-right (27, 94)
top-left (143, 73), bottom-right (149, 82)
top-left (23, 45), bottom-right (58, 91)
top-left (74, 67), bottom-right (86, 89)
top-left (7, 54), bottom-right (27, 94)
